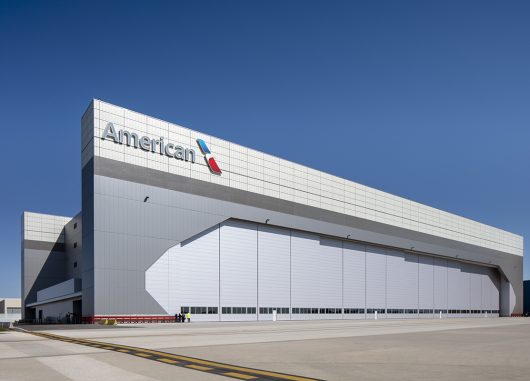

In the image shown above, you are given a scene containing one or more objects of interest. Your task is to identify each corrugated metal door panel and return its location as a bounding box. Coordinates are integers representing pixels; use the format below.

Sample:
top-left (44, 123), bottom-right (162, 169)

top-left (386, 250), bottom-right (418, 319)
top-left (220, 220), bottom-right (257, 321)
top-left (343, 242), bottom-right (366, 320)
top-left (319, 238), bottom-right (343, 319)
top-left (291, 231), bottom-right (320, 320)
top-left (448, 260), bottom-right (469, 316)
top-left (469, 264), bottom-right (482, 314)
top-left (483, 267), bottom-right (500, 312)
top-left (168, 225), bottom-right (220, 321)
top-left (433, 257), bottom-right (448, 312)
top-left (257, 225), bottom-right (291, 321)
top-left (418, 255), bottom-right (434, 317)
top-left (366, 246), bottom-right (386, 319)
top-left (491, 269), bottom-right (501, 310)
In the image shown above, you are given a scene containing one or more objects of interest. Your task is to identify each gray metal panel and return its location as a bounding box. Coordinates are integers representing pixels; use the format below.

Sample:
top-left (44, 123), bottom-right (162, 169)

top-left (291, 231), bottom-right (320, 319)
top-left (418, 255), bottom-right (434, 313)
top-left (257, 225), bottom-right (291, 321)
top-left (433, 257), bottom-right (448, 311)
top-left (366, 246), bottom-right (386, 317)
top-left (220, 220), bottom-right (257, 321)
top-left (386, 250), bottom-right (418, 318)
top-left (343, 242), bottom-right (366, 319)
top-left (319, 238), bottom-right (343, 319)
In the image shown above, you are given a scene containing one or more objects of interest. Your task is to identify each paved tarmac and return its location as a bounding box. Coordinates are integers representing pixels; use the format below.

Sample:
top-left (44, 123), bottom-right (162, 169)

top-left (1, 318), bottom-right (530, 380)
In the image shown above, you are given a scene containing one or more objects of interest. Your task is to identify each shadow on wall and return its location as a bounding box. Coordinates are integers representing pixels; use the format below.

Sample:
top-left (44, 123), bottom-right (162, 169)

top-left (23, 229), bottom-right (68, 320)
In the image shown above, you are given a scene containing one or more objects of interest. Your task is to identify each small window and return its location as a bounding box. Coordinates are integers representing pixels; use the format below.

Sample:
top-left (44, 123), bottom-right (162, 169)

top-left (73, 262), bottom-right (77, 268)
top-left (181, 306), bottom-right (190, 314)
top-left (7, 307), bottom-right (21, 313)
top-left (74, 222), bottom-right (77, 229)
top-left (73, 242), bottom-right (77, 248)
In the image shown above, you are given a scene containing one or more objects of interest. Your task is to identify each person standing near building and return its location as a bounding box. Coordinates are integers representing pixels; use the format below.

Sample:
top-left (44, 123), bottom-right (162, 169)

top-left (186, 311), bottom-right (191, 323)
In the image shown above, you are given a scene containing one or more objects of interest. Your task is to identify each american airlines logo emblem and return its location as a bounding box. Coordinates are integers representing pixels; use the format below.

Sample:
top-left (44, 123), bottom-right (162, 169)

top-left (196, 139), bottom-right (222, 175)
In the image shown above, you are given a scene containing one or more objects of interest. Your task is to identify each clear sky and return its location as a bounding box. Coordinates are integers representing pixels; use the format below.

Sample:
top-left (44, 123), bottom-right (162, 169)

top-left (0, 1), bottom-right (529, 297)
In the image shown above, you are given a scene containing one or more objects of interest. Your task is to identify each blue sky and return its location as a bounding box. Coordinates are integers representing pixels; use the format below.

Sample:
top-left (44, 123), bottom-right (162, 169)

top-left (0, 0), bottom-right (529, 297)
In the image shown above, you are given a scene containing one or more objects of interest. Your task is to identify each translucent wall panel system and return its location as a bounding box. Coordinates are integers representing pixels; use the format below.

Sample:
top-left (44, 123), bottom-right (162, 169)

top-left (220, 220), bottom-right (257, 321)
top-left (366, 246), bottom-right (387, 318)
top-left (257, 225), bottom-right (291, 321)
top-left (418, 255), bottom-right (434, 317)
top-left (291, 231), bottom-right (320, 320)
top-left (433, 258), bottom-right (448, 314)
top-left (386, 250), bottom-right (418, 318)
top-left (343, 242), bottom-right (366, 319)
top-left (319, 238), bottom-right (343, 319)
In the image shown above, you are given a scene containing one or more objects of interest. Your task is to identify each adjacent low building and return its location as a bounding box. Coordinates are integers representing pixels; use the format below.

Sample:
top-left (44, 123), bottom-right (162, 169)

top-left (21, 100), bottom-right (524, 323)
top-left (0, 298), bottom-right (21, 323)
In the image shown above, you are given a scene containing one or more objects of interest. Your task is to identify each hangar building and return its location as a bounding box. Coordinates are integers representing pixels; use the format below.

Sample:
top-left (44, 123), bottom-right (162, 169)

top-left (21, 100), bottom-right (524, 322)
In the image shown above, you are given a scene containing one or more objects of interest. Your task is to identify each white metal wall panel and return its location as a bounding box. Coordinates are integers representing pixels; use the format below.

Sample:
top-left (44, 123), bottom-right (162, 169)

top-left (291, 231), bottom-right (320, 320)
top-left (386, 250), bottom-right (418, 319)
top-left (366, 246), bottom-right (386, 318)
top-left (168, 226), bottom-right (220, 321)
top-left (343, 242), bottom-right (366, 319)
top-left (433, 258), bottom-right (448, 314)
top-left (257, 225), bottom-right (291, 321)
top-left (319, 238), bottom-right (343, 319)
top-left (220, 220), bottom-right (257, 321)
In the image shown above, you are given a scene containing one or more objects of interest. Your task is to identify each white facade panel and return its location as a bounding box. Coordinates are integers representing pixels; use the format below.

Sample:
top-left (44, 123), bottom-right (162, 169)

top-left (343, 242), bottom-right (366, 319)
top-left (257, 225), bottom-right (291, 321)
top-left (366, 246), bottom-right (386, 318)
top-left (291, 231), bottom-right (320, 320)
top-left (220, 220), bottom-right (257, 321)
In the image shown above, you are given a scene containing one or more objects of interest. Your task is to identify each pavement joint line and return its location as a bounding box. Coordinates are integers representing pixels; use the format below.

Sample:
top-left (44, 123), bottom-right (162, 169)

top-left (14, 328), bottom-right (324, 381)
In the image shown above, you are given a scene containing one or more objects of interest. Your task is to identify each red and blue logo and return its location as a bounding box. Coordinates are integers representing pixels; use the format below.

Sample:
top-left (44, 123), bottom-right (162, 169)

top-left (196, 139), bottom-right (222, 175)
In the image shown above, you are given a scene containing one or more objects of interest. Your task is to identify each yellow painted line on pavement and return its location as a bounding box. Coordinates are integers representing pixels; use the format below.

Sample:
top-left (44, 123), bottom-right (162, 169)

top-left (223, 372), bottom-right (257, 379)
top-left (19, 330), bottom-right (324, 381)
top-left (186, 364), bottom-right (213, 371)
top-left (135, 352), bottom-right (151, 358)
top-left (157, 358), bottom-right (178, 364)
